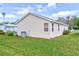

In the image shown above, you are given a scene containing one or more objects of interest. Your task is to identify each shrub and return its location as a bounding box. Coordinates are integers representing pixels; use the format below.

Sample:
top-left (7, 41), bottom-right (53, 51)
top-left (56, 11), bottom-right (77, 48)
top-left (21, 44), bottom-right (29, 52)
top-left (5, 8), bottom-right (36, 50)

top-left (0, 30), bottom-right (5, 35)
top-left (63, 30), bottom-right (70, 35)
top-left (6, 31), bottom-right (14, 36)
top-left (73, 25), bottom-right (79, 30)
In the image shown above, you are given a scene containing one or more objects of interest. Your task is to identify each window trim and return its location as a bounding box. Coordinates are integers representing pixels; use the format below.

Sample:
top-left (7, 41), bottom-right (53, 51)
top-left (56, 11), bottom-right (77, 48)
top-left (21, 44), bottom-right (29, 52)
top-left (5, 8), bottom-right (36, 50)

top-left (21, 31), bottom-right (27, 37)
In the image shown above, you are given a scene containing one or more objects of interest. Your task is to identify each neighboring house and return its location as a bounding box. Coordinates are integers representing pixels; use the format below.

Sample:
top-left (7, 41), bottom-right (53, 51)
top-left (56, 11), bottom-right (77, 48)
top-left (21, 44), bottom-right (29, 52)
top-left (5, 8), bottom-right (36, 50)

top-left (15, 12), bottom-right (68, 39)
top-left (5, 24), bottom-right (17, 31)
top-left (0, 24), bottom-right (17, 32)
top-left (0, 24), bottom-right (4, 31)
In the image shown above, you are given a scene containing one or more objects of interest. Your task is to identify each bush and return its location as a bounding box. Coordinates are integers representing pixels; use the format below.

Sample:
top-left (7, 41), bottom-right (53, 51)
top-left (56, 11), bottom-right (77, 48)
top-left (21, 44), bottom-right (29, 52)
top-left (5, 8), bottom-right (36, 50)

top-left (63, 30), bottom-right (70, 35)
top-left (0, 30), bottom-right (5, 35)
top-left (6, 31), bottom-right (14, 36)
top-left (73, 25), bottom-right (79, 30)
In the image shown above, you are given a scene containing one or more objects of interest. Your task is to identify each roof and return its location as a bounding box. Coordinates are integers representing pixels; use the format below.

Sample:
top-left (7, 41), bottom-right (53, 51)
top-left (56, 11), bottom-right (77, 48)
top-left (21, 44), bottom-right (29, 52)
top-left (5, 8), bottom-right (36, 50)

top-left (6, 24), bottom-right (17, 27)
top-left (15, 12), bottom-right (67, 26)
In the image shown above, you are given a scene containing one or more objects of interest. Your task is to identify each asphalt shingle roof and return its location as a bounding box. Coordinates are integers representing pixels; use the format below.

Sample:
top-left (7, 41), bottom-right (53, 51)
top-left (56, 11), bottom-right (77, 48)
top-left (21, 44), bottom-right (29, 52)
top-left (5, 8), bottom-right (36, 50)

top-left (15, 12), bottom-right (67, 26)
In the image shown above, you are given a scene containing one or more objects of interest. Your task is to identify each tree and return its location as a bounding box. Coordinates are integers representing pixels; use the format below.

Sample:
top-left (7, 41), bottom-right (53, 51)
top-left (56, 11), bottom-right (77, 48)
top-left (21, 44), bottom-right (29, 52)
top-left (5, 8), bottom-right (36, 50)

top-left (2, 12), bottom-right (6, 30)
top-left (66, 16), bottom-right (70, 25)
top-left (73, 16), bottom-right (79, 29)
top-left (66, 16), bottom-right (75, 30)
top-left (2, 12), bottom-right (6, 24)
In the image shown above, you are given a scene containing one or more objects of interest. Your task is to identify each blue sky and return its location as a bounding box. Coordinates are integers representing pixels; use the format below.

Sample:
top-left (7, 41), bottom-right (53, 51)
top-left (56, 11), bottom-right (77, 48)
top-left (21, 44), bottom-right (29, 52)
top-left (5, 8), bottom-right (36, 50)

top-left (0, 3), bottom-right (79, 23)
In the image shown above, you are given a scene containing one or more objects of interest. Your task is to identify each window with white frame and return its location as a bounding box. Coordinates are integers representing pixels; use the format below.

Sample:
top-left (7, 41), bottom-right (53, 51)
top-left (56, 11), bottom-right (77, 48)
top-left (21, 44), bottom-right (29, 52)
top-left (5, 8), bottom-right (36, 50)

top-left (21, 31), bottom-right (27, 37)
top-left (44, 23), bottom-right (48, 32)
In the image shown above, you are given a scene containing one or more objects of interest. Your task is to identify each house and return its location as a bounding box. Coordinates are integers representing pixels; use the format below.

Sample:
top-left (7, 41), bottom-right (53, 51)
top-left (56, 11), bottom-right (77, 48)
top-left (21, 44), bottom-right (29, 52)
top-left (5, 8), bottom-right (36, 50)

top-left (5, 24), bottom-right (17, 31)
top-left (0, 23), bottom-right (17, 32)
top-left (15, 12), bottom-right (68, 39)
top-left (0, 24), bottom-right (5, 31)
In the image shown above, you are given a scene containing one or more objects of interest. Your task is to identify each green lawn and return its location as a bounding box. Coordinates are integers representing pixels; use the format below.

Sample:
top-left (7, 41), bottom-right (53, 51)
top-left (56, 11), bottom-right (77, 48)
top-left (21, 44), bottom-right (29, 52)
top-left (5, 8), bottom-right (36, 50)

top-left (0, 32), bottom-right (79, 56)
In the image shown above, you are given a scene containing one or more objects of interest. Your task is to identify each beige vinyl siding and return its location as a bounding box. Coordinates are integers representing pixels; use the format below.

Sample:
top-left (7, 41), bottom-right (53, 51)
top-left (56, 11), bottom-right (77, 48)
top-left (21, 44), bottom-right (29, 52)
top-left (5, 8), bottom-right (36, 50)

top-left (16, 13), bottom-right (68, 39)
top-left (50, 23), bottom-right (68, 38)
top-left (16, 14), bottom-right (51, 39)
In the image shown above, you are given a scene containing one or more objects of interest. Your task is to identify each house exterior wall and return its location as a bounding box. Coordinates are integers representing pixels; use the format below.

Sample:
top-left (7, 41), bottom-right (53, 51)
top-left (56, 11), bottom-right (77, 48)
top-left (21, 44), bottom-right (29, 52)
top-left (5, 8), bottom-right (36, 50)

top-left (16, 14), bottom-right (51, 39)
top-left (50, 23), bottom-right (68, 38)
top-left (0, 25), bottom-right (7, 32)
top-left (16, 14), bottom-right (68, 39)
top-left (6, 27), bottom-right (16, 31)
top-left (0, 25), bottom-right (4, 30)
top-left (0, 25), bottom-right (16, 32)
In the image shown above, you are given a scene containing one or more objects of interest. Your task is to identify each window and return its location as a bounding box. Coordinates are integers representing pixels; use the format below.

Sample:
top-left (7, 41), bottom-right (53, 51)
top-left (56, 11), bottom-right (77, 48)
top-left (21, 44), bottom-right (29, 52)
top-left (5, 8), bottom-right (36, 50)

top-left (58, 24), bottom-right (60, 31)
top-left (52, 23), bottom-right (54, 32)
top-left (21, 31), bottom-right (27, 37)
top-left (44, 23), bottom-right (48, 32)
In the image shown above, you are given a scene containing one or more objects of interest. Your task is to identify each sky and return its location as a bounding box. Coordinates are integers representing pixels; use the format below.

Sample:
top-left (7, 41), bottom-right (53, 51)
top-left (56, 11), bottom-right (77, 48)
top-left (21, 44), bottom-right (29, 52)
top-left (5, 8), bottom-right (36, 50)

top-left (0, 3), bottom-right (79, 23)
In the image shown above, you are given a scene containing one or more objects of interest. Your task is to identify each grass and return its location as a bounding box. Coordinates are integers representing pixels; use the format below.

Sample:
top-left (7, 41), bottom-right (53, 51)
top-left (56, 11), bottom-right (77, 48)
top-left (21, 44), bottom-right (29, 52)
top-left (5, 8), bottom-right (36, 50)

top-left (0, 31), bottom-right (79, 55)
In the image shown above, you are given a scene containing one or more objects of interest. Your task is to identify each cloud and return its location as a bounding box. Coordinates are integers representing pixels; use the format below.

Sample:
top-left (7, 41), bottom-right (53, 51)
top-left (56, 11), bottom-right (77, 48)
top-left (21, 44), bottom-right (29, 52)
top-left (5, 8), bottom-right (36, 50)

top-left (47, 3), bottom-right (56, 8)
top-left (37, 9), bottom-right (42, 12)
top-left (0, 14), bottom-right (16, 18)
top-left (36, 4), bottom-right (48, 13)
top-left (17, 6), bottom-right (33, 14)
top-left (36, 5), bottom-right (43, 9)
top-left (36, 5), bottom-right (43, 12)
top-left (51, 10), bottom-right (79, 18)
